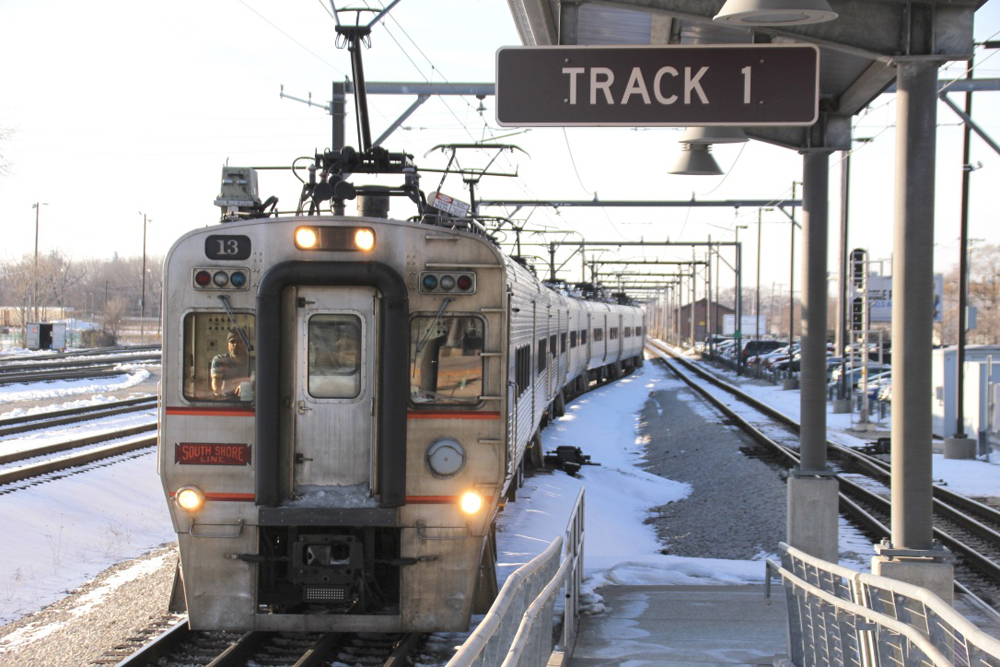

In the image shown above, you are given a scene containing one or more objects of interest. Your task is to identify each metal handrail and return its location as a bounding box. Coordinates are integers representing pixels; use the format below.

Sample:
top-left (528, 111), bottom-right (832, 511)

top-left (769, 542), bottom-right (1000, 666)
top-left (448, 488), bottom-right (585, 666)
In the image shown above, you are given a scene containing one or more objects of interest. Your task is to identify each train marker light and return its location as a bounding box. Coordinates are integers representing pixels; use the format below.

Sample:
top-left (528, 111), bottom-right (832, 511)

top-left (459, 491), bottom-right (484, 515)
top-left (295, 227), bottom-right (318, 249)
top-left (422, 274), bottom-right (439, 290)
top-left (175, 486), bottom-right (205, 511)
top-left (354, 228), bottom-right (375, 251)
top-left (229, 270), bottom-right (247, 287)
top-left (456, 274), bottom-right (473, 291)
top-left (194, 270), bottom-right (212, 287)
top-left (439, 275), bottom-right (456, 291)
top-left (212, 271), bottom-right (230, 287)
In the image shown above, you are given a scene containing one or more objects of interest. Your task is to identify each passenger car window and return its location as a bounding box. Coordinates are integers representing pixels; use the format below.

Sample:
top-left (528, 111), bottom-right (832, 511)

top-left (410, 315), bottom-right (484, 405)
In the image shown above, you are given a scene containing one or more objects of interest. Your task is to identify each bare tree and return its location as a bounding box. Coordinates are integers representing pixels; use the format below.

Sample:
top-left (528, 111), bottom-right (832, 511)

top-left (0, 126), bottom-right (13, 178)
top-left (102, 297), bottom-right (130, 344)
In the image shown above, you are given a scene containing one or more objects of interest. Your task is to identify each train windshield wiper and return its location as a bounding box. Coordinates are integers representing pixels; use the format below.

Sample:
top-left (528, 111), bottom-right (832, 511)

top-left (218, 295), bottom-right (254, 352)
top-left (414, 297), bottom-right (455, 354)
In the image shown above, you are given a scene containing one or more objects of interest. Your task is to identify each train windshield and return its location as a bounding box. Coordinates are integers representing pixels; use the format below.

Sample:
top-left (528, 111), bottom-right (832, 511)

top-left (410, 315), bottom-right (484, 405)
top-left (307, 314), bottom-right (362, 398)
top-left (182, 312), bottom-right (256, 402)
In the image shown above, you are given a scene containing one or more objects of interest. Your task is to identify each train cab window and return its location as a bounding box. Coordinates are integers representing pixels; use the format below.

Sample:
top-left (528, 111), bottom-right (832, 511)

top-left (410, 315), bottom-right (484, 405)
top-left (307, 314), bottom-right (362, 399)
top-left (182, 312), bottom-right (256, 402)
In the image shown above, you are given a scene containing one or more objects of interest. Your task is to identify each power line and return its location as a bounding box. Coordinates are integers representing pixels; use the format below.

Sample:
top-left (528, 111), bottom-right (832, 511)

top-left (238, 0), bottom-right (345, 76)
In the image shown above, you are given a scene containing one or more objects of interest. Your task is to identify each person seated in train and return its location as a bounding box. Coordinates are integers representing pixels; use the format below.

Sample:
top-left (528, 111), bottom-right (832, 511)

top-left (211, 329), bottom-right (253, 399)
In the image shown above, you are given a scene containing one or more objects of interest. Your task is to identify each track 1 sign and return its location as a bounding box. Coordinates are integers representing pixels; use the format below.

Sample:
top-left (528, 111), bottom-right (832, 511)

top-left (496, 44), bottom-right (819, 127)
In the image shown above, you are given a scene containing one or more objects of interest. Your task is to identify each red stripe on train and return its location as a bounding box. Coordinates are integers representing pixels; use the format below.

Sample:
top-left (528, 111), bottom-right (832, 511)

top-left (166, 407), bottom-right (256, 417)
top-left (406, 496), bottom-right (458, 504)
top-left (407, 411), bottom-right (500, 420)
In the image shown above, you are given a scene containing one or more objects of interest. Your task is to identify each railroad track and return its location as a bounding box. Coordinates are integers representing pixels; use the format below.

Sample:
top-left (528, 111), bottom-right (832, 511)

top-left (0, 396), bottom-right (157, 437)
top-left (114, 621), bottom-right (425, 666)
top-left (0, 348), bottom-right (160, 384)
top-left (646, 339), bottom-right (1000, 612)
top-left (0, 399), bottom-right (158, 489)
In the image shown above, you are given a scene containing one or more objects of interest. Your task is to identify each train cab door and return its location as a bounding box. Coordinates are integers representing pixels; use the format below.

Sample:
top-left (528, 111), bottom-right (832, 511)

top-left (291, 286), bottom-right (377, 493)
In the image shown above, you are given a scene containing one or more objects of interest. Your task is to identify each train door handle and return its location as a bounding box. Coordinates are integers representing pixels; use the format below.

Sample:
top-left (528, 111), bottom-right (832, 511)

top-left (297, 400), bottom-right (312, 414)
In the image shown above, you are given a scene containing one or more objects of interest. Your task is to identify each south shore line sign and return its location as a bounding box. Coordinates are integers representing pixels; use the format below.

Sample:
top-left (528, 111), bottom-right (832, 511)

top-left (496, 44), bottom-right (819, 127)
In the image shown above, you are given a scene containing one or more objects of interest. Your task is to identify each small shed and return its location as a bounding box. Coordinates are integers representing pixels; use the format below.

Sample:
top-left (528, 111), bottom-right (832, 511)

top-left (26, 322), bottom-right (67, 351)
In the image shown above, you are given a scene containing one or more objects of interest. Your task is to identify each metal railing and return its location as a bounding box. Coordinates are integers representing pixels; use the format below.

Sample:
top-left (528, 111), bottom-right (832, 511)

top-left (767, 542), bottom-right (1000, 666)
top-left (449, 488), bottom-right (585, 667)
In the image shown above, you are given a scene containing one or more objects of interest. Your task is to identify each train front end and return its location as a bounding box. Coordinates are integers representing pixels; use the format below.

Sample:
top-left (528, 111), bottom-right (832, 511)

top-left (159, 213), bottom-right (508, 632)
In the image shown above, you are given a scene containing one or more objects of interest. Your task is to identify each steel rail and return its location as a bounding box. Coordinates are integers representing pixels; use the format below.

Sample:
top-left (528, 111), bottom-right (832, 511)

top-left (645, 341), bottom-right (1000, 595)
top-left (0, 423), bottom-right (156, 465)
top-left (0, 353), bottom-right (160, 374)
top-left (0, 435), bottom-right (157, 485)
top-left (0, 396), bottom-right (156, 436)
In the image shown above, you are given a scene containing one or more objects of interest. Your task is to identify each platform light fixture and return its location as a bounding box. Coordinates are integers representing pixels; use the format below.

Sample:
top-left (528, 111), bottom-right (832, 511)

top-left (679, 126), bottom-right (749, 145)
top-left (668, 144), bottom-right (723, 176)
top-left (713, 0), bottom-right (837, 26)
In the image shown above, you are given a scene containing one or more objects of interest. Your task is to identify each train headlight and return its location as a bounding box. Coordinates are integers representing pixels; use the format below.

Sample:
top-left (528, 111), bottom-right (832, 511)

top-left (426, 438), bottom-right (466, 478)
top-left (295, 227), bottom-right (318, 249)
top-left (175, 486), bottom-right (205, 512)
top-left (459, 491), bottom-right (484, 515)
top-left (354, 228), bottom-right (375, 251)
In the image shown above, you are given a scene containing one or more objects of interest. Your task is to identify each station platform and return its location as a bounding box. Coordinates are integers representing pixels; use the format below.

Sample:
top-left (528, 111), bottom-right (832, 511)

top-left (568, 584), bottom-right (788, 666)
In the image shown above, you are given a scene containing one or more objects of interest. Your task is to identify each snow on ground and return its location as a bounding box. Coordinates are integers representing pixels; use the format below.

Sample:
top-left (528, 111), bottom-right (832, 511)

top-left (0, 342), bottom-right (999, 636)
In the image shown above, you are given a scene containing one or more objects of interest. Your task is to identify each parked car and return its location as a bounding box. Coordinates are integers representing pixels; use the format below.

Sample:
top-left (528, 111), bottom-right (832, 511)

top-left (741, 339), bottom-right (788, 363)
top-left (830, 363), bottom-right (891, 388)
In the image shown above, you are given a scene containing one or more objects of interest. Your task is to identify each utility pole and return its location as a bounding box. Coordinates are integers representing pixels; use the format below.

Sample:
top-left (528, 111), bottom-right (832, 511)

top-left (140, 212), bottom-right (151, 339)
top-left (756, 208), bottom-right (763, 338)
top-left (32, 202), bottom-right (47, 322)
top-left (789, 182), bottom-right (798, 344)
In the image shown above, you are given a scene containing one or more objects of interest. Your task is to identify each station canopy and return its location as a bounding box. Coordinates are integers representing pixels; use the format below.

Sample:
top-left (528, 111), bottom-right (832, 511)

top-left (505, 0), bottom-right (987, 150)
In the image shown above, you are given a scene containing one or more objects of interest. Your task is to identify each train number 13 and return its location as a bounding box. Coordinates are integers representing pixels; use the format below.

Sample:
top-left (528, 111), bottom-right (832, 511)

top-left (205, 235), bottom-right (252, 261)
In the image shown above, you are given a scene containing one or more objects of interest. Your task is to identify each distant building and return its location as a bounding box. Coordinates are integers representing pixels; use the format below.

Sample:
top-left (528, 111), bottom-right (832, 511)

top-left (677, 299), bottom-right (735, 344)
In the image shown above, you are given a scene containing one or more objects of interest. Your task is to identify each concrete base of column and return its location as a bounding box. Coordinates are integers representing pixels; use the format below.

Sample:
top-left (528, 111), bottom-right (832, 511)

top-left (871, 555), bottom-right (954, 604)
top-left (782, 377), bottom-right (799, 390)
top-left (943, 437), bottom-right (976, 459)
top-left (832, 399), bottom-right (851, 413)
top-left (787, 475), bottom-right (839, 563)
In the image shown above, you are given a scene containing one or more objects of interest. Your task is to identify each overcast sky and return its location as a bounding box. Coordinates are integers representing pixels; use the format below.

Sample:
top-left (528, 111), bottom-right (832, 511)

top-left (2, 0), bottom-right (1000, 292)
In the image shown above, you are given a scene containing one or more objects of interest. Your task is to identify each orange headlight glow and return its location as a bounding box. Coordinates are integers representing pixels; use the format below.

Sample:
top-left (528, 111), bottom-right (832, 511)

top-left (295, 227), bottom-right (318, 249)
top-left (175, 486), bottom-right (205, 512)
top-left (354, 228), bottom-right (375, 251)
top-left (459, 491), bottom-right (484, 515)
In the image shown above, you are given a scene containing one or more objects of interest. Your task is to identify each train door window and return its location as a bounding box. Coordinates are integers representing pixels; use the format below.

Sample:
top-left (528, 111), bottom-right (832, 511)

top-left (610, 327), bottom-right (619, 340)
top-left (593, 328), bottom-right (604, 342)
top-left (182, 312), bottom-right (256, 402)
top-left (410, 315), bottom-right (484, 405)
top-left (625, 327), bottom-right (632, 338)
top-left (537, 338), bottom-right (547, 372)
top-left (307, 314), bottom-right (362, 398)
top-left (549, 334), bottom-right (556, 356)
top-left (581, 329), bottom-right (588, 345)
top-left (561, 332), bottom-right (567, 353)
top-left (570, 331), bottom-right (577, 348)
top-left (636, 325), bottom-right (643, 337)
